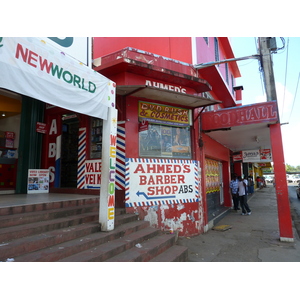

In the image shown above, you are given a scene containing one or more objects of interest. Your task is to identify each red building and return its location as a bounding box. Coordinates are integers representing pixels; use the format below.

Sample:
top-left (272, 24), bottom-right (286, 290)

top-left (1, 37), bottom-right (292, 240)
top-left (90, 37), bottom-right (292, 239)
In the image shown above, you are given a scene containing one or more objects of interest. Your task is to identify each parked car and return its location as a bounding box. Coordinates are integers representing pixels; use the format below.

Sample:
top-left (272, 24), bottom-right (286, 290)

top-left (265, 175), bottom-right (274, 183)
top-left (296, 183), bottom-right (300, 199)
top-left (287, 175), bottom-right (298, 183)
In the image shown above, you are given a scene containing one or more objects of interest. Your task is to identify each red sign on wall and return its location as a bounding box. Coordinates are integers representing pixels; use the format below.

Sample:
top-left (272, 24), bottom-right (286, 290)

top-left (202, 101), bottom-right (278, 131)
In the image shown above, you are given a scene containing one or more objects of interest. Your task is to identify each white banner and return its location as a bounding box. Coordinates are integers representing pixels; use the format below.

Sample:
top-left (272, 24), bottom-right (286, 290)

top-left (0, 37), bottom-right (114, 120)
top-left (242, 149), bottom-right (272, 163)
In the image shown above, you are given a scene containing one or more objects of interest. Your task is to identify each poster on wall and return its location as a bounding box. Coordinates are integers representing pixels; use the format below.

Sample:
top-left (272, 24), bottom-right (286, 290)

top-left (84, 159), bottom-right (101, 189)
top-left (125, 158), bottom-right (200, 207)
top-left (27, 169), bottom-right (49, 194)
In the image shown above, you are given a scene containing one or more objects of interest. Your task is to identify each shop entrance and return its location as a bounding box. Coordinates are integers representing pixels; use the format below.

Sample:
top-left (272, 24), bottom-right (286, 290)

top-left (60, 114), bottom-right (79, 188)
top-left (0, 89), bottom-right (22, 194)
top-left (205, 158), bottom-right (225, 221)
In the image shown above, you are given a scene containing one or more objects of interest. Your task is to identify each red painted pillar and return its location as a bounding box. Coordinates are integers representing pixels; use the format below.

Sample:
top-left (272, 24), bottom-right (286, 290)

top-left (233, 162), bottom-right (242, 177)
top-left (270, 123), bottom-right (294, 241)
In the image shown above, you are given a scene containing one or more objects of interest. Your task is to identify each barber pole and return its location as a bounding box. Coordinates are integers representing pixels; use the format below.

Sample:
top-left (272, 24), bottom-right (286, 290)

top-left (77, 127), bottom-right (87, 189)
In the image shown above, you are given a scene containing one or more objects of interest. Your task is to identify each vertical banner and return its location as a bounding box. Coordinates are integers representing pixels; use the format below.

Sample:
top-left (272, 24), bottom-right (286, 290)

top-left (27, 169), bottom-right (49, 193)
top-left (99, 105), bottom-right (118, 231)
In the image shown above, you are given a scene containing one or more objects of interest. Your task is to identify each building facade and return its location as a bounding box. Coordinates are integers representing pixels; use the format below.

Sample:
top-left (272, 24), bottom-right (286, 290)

top-left (0, 37), bottom-right (293, 239)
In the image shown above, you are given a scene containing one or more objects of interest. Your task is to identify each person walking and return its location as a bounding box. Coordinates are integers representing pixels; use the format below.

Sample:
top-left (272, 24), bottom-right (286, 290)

top-left (230, 174), bottom-right (240, 211)
top-left (248, 176), bottom-right (254, 195)
top-left (237, 176), bottom-right (251, 215)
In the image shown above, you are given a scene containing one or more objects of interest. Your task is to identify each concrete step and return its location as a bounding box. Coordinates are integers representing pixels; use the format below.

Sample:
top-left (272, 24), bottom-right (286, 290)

top-left (0, 222), bottom-right (101, 260)
top-left (0, 203), bottom-right (99, 228)
top-left (59, 227), bottom-right (162, 262)
top-left (0, 197), bottom-right (99, 216)
top-left (104, 233), bottom-right (177, 262)
top-left (14, 220), bottom-right (150, 262)
top-left (149, 245), bottom-right (188, 262)
top-left (0, 212), bottom-right (99, 243)
top-left (0, 209), bottom-right (137, 261)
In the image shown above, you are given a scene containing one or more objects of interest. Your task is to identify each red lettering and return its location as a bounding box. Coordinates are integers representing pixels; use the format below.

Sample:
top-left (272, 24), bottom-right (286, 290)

top-left (108, 195), bottom-right (115, 207)
top-left (156, 175), bottom-right (163, 184)
top-left (28, 50), bottom-right (38, 67)
top-left (183, 165), bottom-right (190, 173)
top-left (110, 134), bottom-right (117, 146)
top-left (178, 175), bottom-right (185, 183)
top-left (148, 175), bottom-right (155, 185)
top-left (134, 164), bottom-right (145, 173)
top-left (148, 186), bottom-right (155, 195)
top-left (139, 175), bottom-right (147, 185)
top-left (166, 165), bottom-right (172, 173)
top-left (15, 43), bottom-right (28, 61)
top-left (39, 56), bottom-right (53, 73)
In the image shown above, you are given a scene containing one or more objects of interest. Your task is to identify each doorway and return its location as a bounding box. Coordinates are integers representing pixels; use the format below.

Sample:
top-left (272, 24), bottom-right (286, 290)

top-left (60, 115), bottom-right (79, 188)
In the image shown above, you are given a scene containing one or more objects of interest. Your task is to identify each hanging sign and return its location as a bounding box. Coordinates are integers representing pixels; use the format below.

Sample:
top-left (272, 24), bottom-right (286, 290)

top-left (242, 149), bottom-right (272, 163)
top-left (27, 169), bottom-right (49, 193)
top-left (139, 120), bottom-right (149, 132)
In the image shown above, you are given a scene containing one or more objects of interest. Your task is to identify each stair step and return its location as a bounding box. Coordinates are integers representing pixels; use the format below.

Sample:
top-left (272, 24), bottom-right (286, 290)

top-left (0, 197), bottom-right (100, 216)
top-left (0, 212), bottom-right (98, 243)
top-left (14, 220), bottom-right (150, 262)
top-left (149, 245), bottom-right (188, 262)
top-left (59, 227), bottom-right (160, 262)
top-left (0, 222), bottom-right (101, 261)
top-left (0, 203), bottom-right (99, 228)
top-left (105, 233), bottom-right (176, 262)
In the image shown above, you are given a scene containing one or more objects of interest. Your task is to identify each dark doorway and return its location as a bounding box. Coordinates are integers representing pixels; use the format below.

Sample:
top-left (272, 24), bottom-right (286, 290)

top-left (60, 115), bottom-right (79, 188)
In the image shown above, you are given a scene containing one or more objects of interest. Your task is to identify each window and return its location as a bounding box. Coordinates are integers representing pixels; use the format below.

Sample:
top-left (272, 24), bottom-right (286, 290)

top-left (214, 37), bottom-right (220, 62)
top-left (225, 63), bottom-right (229, 84)
top-left (139, 124), bottom-right (191, 159)
top-left (90, 117), bottom-right (103, 158)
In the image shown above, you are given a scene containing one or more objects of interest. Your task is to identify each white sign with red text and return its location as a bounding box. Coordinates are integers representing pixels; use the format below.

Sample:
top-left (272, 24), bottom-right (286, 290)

top-left (85, 159), bottom-right (101, 189)
top-left (125, 158), bottom-right (200, 207)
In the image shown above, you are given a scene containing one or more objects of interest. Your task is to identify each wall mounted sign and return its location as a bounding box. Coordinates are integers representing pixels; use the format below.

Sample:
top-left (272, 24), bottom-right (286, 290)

top-left (125, 158), bottom-right (200, 207)
top-left (138, 101), bottom-right (191, 126)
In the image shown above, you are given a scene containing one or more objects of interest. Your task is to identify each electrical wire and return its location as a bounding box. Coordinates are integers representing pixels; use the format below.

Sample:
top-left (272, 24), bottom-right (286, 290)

top-left (288, 72), bottom-right (300, 122)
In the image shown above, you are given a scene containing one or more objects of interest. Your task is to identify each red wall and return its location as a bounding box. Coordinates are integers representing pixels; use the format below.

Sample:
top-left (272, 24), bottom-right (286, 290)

top-left (93, 37), bottom-right (192, 64)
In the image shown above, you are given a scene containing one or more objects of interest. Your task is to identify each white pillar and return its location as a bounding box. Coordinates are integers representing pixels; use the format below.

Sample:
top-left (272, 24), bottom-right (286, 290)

top-left (99, 106), bottom-right (118, 231)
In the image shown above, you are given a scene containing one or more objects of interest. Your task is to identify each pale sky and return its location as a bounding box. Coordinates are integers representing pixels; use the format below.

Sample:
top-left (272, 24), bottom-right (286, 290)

top-left (231, 37), bottom-right (300, 167)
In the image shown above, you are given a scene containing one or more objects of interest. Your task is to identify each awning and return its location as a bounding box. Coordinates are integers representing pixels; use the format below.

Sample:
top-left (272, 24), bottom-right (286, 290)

top-left (116, 85), bottom-right (221, 108)
top-left (0, 37), bottom-right (114, 120)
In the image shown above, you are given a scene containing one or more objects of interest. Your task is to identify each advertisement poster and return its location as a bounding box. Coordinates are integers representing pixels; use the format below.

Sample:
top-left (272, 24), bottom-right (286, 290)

top-left (242, 149), bottom-right (272, 163)
top-left (125, 158), bottom-right (200, 207)
top-left (84, 159), bottom-right (101, 189)
top-left (27, 169), bottom-right (49, 193)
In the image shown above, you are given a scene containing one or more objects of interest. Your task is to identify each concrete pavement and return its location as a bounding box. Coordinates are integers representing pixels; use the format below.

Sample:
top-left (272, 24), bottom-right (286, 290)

top-left (178, 185), bottom-right (300, 262)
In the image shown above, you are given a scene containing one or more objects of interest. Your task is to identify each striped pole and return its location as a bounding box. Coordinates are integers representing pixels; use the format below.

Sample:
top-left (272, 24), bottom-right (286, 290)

top-left (77, 127), bottom-right (87, 189)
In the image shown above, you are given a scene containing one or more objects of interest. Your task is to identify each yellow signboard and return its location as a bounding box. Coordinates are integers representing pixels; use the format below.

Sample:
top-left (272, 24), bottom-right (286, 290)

top-left (139, 101), bottom-right (191, 126)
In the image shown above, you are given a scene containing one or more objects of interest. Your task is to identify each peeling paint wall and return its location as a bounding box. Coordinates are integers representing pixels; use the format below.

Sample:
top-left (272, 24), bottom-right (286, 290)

top-left (125, 158), bottom-right (205, 236)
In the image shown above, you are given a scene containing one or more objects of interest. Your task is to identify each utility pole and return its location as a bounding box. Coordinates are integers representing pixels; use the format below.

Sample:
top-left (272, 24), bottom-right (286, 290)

top-left (258, 37), bottom-right (294, 242)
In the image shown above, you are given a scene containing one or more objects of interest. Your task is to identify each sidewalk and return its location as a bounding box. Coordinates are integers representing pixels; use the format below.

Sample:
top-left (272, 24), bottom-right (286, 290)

top-left (178, 186), bottom-right (300, 262)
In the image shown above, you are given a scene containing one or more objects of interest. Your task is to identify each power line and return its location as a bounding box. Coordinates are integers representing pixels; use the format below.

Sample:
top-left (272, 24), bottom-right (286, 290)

top-left (288, 71), bottom-right (300, 122)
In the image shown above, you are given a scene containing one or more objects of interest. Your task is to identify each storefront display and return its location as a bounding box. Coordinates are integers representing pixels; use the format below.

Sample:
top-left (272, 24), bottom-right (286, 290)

top-left (90, 118), bottom-right (103, 159)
